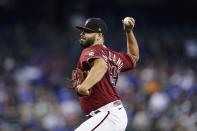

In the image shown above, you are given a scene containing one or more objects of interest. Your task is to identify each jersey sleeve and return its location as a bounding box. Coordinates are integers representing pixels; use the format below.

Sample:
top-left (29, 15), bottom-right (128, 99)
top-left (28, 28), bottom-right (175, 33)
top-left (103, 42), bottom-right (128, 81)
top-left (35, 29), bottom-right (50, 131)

top-left (118, 53), bottom-right (136, 72)
top-left (80, 47), bottom-right (107, 70)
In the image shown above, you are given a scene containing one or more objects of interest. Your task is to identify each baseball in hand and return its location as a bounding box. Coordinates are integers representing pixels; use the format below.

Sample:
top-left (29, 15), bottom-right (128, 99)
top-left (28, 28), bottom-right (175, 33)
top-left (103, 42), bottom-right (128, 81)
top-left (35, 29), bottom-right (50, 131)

top-left (123, 17), bottom-right (135, 31)
top-left (123, 17), bottom-right (131, 25)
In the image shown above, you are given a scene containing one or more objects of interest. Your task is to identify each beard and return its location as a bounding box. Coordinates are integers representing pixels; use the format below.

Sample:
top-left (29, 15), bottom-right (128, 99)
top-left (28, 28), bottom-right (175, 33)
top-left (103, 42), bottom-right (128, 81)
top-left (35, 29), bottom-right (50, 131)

top-left (80, 36), bottom-right (95, 48)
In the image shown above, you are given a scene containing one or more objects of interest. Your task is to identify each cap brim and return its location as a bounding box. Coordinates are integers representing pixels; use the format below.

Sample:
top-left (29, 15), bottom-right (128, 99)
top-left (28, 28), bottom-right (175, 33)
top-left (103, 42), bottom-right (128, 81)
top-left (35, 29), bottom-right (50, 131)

top-left (76, 26), bottom-right (96, 32)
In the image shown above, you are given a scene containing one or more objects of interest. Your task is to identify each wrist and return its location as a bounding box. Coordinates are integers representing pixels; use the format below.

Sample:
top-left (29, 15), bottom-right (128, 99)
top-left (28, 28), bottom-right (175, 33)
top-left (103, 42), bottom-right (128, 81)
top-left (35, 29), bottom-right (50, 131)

top-left (76, 85), bottom-right (89, 96)
top-left (76, 86), bottom-right (90, 97)
top-left (125, 29), bottom-right (133, 33)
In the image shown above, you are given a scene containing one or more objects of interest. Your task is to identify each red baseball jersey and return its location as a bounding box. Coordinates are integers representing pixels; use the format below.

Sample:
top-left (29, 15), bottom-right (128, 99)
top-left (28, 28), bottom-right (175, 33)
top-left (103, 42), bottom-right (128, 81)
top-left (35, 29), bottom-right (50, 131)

top-left (77, 44), bottom-right (136, 114)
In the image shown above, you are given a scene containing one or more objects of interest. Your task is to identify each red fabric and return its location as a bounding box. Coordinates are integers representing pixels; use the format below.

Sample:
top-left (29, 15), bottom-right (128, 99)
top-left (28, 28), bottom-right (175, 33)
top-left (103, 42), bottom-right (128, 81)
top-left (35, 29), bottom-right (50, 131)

top-left (77, 44), bottom-right (135, 114)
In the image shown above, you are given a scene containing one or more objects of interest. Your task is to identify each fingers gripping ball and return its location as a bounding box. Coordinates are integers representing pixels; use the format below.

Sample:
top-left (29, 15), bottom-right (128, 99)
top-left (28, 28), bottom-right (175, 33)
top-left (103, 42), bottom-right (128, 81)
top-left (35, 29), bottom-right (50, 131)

top-left (123, 17), bottom-right (130, 25)
top-left (123, 17), bottom-right (135, 31)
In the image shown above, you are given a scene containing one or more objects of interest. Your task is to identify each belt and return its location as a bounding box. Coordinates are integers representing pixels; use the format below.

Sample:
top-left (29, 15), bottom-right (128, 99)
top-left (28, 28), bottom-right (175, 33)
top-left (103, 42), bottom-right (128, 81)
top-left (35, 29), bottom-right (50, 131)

top-left (86, 100), bottom-right (123, 118)
top-left (87, 110), bottom-right (101, 118)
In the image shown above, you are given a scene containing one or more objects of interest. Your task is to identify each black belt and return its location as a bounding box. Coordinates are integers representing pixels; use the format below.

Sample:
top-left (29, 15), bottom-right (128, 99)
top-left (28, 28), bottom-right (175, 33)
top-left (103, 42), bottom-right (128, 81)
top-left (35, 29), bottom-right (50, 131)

top-left (87, 110), bottom-right (101, 118)
top-left (86, 100), bottom-right (122, 118)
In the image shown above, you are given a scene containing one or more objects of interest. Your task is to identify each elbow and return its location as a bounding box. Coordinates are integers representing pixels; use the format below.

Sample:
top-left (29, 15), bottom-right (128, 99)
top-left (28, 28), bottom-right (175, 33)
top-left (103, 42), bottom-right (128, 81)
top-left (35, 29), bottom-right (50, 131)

top-left (131, 55), bottom-right (139, 67)
top-left (134, 55), bottom-right (140, 63)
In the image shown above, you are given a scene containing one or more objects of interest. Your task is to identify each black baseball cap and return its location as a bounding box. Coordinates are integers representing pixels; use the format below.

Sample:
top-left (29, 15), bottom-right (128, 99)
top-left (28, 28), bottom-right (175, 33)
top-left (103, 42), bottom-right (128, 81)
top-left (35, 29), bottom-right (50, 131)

top-left (76, 18), bottom-right (108, 35)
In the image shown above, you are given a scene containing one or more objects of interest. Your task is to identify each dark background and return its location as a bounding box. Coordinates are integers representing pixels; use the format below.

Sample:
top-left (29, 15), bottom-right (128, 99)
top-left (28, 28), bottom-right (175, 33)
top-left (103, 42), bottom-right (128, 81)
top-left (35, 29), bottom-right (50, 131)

top-left (1, 0), bottom-right (197, 25)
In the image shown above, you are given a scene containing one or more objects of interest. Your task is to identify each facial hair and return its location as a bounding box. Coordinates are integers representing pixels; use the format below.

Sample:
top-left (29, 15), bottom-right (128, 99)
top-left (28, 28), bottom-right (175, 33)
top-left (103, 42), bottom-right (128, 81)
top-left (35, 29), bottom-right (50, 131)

top-left (80, 35), bottom-right (95, 48)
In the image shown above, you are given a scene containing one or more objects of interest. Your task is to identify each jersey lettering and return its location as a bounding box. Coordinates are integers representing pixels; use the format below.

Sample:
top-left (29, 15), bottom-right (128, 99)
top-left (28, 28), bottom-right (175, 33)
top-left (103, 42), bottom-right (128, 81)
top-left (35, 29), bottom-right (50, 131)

top-left (109, 65), bottom-right (119, 87)
top-left (117, 58), bottom-right (123, 71)
top-left (103, 51), bottom-right (123, 87)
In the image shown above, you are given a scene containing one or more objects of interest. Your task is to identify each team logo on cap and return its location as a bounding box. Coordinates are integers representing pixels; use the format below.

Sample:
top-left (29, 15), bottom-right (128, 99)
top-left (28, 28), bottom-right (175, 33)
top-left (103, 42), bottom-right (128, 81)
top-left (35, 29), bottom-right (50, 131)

top-left (98, 28), bottom-right (101, 31)
top-left (85, 19), bottom-right (90, 26)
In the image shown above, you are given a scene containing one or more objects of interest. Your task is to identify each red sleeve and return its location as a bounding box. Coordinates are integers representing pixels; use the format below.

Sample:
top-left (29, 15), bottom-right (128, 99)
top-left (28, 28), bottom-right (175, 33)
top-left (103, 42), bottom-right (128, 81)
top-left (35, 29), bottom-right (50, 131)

top-left (118, 53), bottom-right (136, 72)
top-left (80, 47), bottom-right (107, 69)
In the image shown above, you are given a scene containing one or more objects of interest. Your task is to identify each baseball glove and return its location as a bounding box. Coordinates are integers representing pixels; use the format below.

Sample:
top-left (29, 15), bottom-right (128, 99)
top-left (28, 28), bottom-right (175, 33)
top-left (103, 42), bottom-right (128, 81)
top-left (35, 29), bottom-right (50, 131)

top-left (71, 68), bottom-right (87, 89)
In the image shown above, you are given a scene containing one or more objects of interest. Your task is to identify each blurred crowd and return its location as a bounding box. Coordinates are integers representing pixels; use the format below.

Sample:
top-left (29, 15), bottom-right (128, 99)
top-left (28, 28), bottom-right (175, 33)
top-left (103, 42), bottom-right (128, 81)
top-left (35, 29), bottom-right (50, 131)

top-left (0, 19), bottom-right (197, 131)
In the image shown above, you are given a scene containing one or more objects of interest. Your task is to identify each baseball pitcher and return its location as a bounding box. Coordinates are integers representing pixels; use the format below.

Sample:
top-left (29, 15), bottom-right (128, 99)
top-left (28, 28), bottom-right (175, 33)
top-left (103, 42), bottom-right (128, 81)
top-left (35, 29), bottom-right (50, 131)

top-left (71, 17), bottom-right (139, 131)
